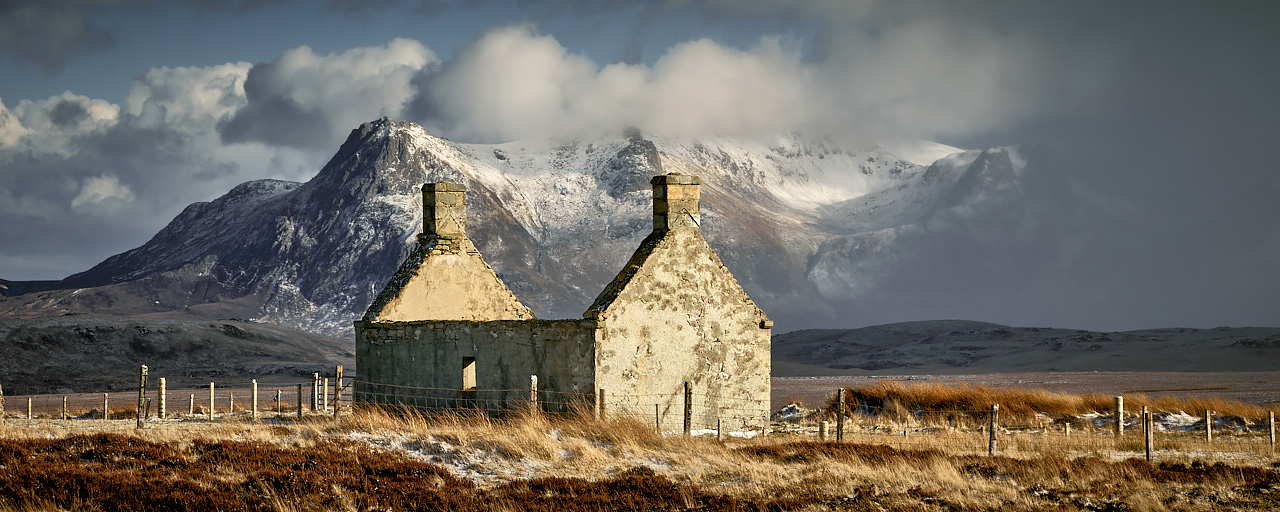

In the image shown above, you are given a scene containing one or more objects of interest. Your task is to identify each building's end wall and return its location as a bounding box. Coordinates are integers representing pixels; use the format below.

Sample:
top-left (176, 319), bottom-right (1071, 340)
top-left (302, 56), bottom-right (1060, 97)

top-left (593, 227), bottom-right (771, 431)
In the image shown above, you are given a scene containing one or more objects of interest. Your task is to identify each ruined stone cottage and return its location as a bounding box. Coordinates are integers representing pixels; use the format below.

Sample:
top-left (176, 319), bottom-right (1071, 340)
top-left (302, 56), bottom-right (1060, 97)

top-left (354, 174), bottom-right (771, 429)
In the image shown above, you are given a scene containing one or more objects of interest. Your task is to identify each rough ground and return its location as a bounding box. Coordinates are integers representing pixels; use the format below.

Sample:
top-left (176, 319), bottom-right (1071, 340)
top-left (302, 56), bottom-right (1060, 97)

top-left (0, 314), bottom-right (352, 395)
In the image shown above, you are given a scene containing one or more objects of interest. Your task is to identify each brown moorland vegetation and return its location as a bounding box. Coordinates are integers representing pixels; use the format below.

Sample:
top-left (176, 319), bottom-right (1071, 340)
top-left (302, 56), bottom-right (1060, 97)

top-left (829, 381), bottom-right (1272, 423)
top-left (0, 398), bottom-right (1277, 511)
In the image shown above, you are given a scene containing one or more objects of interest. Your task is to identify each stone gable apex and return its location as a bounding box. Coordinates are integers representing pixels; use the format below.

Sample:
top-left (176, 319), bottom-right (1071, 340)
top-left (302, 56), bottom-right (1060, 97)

top-left (362, 181), bottom-right (532, 322)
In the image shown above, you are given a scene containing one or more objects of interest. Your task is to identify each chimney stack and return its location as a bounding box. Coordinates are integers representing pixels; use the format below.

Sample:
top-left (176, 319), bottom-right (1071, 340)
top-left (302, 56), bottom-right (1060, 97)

top-left (651, 173), bottom-right (700, 231)
top-left (423, 181), bottom-right (466, 238)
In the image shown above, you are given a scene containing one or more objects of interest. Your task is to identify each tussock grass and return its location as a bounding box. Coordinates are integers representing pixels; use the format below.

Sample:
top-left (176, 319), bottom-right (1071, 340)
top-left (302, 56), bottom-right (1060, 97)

top-left (1, 403), bottom-right (1278, 511)
top-left (831, 381), bottom-right (1272, 424)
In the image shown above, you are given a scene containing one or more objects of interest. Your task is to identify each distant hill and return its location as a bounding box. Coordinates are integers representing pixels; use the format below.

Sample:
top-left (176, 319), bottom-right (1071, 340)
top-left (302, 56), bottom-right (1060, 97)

top-left (0, 314), bottom-right (351, 395)
top-left (771, 320), bottom-right (1280, 376)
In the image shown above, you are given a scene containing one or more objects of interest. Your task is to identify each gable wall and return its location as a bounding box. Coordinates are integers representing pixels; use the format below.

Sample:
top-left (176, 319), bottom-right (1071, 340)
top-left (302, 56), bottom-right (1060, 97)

top-left (593, 228), bottom-right (771, 430)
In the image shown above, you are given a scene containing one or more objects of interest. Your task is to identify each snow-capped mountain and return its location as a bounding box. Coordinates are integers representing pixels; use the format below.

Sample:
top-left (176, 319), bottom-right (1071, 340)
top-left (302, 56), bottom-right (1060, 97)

top-left (0, 118), bottom-right (1035, 335)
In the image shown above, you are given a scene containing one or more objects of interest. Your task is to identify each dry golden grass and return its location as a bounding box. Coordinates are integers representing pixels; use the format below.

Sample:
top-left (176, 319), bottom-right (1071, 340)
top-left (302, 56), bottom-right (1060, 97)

top-left (832, 380), bottom-right (1273, 423)
top-left (2, 399), bottom-right (1278, 511)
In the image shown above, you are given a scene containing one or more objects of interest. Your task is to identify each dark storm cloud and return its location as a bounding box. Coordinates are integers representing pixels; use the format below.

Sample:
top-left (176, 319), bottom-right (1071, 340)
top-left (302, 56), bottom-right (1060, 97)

top-left (46, 99), bottom-right (90, 128)
top-left (0, 0), bottom-right (115, 73)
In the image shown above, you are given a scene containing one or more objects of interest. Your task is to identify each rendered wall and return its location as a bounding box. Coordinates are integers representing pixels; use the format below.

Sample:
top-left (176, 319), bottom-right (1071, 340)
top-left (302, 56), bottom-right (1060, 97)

top-left (588, 227), bottom-right (772, 430)
top-left (355, 319), bottom-right (597, 411)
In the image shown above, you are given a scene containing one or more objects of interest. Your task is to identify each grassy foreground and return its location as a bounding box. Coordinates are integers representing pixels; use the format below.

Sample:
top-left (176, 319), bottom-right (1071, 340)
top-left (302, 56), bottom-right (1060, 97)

top-left (0, 402), bottom-right (1278, 511)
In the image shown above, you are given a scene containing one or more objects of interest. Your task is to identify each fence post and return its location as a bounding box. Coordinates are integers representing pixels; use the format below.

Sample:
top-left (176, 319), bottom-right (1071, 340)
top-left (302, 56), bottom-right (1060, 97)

top-left (683, 381), bottom-right (692, 437)
top-left (988, 404), bottom-right (999, 456)
top-left (529, 375), bottom-right (538, 412)
top-left (103, 393), bottom-right (108, 422)
top-left (209, 383), bottom-right (215, 420)
top-left (158, 378), bottom-right (166, 419)
top-left (229, 392), bottom-right (235, 414)
top-left (322, 378), bottom-right (329, 412)
top-left (1270, 411), bottom-right (1275, 452)
top-left (836, 388), bottom-right (846, 442)
top-left (311, 373), bottom-right (319, 411)
top-left (1065, 422), bottom-right (1071, 437)
top-left (297, 384), bottom-right (303, 418)
top-left (334, 365), bottom-right (343, 416)
top-left (62, 396), bottom-right (68, 420)
top-left (189, 394), bottom-right (195, 417)
top-left (716, 418), bottom-right (723, 440)
top-left (820, 421), bottom-right (830, 440)
top-left (251, 380), bottom-right (258, 421)
top-left (1144, 407), bottom-right (1153, 462)
top-left (27, 398), bottom-right (32, 420)
top-left (1205, 410), bottom-right (1212, 443)
top-left (276, 390), bottom-right (282, 415)
top-left (1114, 396), bottom-right (1124, 437)
top-left (136, 364), bottom-right (148, 429)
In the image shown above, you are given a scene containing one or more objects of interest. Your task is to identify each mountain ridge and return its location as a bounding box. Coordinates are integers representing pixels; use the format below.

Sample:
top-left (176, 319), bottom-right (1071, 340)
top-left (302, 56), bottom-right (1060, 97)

top-left (2, 118), bottom-right (1039, 335)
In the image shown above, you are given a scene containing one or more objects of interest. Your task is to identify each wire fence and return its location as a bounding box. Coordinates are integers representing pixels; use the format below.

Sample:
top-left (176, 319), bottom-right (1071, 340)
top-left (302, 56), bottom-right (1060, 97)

top-left (2, 374), bottom-right (1276, 466)
top-left (351, 379), bottom-right (772, 434)
top-left (772, 391), bottom-right (1279, 466)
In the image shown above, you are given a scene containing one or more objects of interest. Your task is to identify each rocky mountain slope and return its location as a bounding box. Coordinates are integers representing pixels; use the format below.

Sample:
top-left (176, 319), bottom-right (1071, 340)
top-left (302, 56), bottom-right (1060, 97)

top-left (0, 118), bottom-right (1037, 335)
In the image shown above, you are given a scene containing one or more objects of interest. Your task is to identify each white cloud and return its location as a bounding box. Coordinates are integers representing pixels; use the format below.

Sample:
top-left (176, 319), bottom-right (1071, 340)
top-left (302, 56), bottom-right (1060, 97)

top-left (219, 37), bottom-right (437, 147)
top-left (8, 91), bottom-right (120, 155)
top-left (71, 174), bottom-right (135, 209)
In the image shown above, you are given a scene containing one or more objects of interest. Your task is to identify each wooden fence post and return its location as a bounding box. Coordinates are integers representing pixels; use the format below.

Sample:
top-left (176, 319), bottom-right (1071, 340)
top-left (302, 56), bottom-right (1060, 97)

top-left (1205, 410), bottom-right (1212, 443)
top-left (251, 380), bottom-right (258, 421)
top-left (1065, 422), bottom-right (1071, 437)
top-left (136, 364), bottom-right (148, 429)
top-left (297, 384), bottom-right (303, 418)
top-left (229, 392), bottom-right (235, 414)
top-left (62, 396), bottom-right (68, 420)
top-left (333, 365), bottom-right (343, 416)
top-left (209, 383), bottom-right (215, 420)
top-left (311, 373), bottom-right (319, 411)
top-left (322, 378), bottom-right (329, 412)
top-left (1270, 411), bottom-right (1275, 452)
top-left (529, 375), bottom-right (538, 412)
top-left (836, 388), bottom-right (846, 442)
top-left (27, 398), bottom-right (32, 420)
top-left (189, 394), bottom-right (194, 417)
top-left (276, 390), bottom-right (282, 415)
top-left (716, 418), bottom-right (723, 440)
top-left (820, 421), bottom-right (830, 440)
top-left (158, 378), bottom-right (166, 419)
top-left (1264, 409), bottom-right (1274, 450)
top-left (103, 393), bottom-right (108, 422)
top-left (988, 404), bottom-right (999, 456)
top-left (1114, 396), bottom-right (1124, 437)
top-left (683, 381), bottom-right (692, 437)
top-left (1144, 407), bottom-right (1154, 463)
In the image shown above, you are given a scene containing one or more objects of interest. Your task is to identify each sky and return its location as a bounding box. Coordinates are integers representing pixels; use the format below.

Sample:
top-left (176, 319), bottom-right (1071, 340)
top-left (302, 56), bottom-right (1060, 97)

top-left (0, 0), bottom-right (1277, 331)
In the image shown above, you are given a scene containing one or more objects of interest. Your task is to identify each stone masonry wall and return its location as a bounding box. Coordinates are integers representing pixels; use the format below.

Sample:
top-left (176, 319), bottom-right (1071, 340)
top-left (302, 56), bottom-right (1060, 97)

top-left (355, 319), bottom-right (596, 411)
top-left (591, 227), bottom-right (771, 430)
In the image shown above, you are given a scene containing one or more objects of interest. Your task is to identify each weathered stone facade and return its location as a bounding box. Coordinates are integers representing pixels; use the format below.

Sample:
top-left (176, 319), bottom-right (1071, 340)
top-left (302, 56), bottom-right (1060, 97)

top-left (355, 174), bottom-right (771, 429)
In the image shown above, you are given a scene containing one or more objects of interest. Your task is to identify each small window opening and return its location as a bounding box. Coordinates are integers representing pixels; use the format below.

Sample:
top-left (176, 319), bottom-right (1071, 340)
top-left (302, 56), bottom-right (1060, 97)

top-left (462, 356), bottom-right (476, 391)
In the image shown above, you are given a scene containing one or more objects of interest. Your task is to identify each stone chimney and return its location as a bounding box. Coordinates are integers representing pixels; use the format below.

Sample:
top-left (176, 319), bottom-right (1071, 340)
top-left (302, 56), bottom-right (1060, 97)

top-left (651, 173), bottom-right (700, 231)
top-left (423, 181), bottom-right (466, 238)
